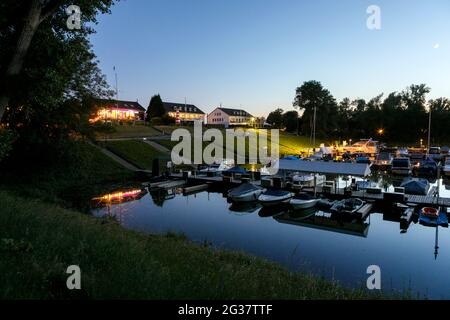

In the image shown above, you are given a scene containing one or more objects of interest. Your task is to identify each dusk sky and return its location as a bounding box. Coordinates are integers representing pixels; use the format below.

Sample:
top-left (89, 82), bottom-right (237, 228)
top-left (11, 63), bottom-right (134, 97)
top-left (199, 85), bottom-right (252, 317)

top-left (91, 0), bottom-right (450, 117)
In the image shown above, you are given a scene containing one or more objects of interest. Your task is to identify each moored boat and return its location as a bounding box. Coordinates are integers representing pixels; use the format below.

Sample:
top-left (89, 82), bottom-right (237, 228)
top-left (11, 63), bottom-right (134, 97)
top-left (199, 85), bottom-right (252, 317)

top-left (443, 158), bottom-right (450, 177)
top-left (421, 207), bottom-right (439, 219)
top-left (391, 157), bottom-right (411, 175)
top-left (419, 207), bottom-right (448, 227)
top-left (289, 193), bottom-right (320, 210)
top-left (415, 157), bottom-right (438, 177)
top-left (228, 183), bottom-right (265, 203)
top-left (258, 190), bottom-right (294, 207)
top-left (400, 178), bottom-right (430, 195)
top-left (373, 152), bottom-right (393, 169)
top-left (290, 173), bottom-right (326, 189)
top-left (199, 159), bottom-right (234, 175)
top-left (330, 198), bottom-right (365, 215)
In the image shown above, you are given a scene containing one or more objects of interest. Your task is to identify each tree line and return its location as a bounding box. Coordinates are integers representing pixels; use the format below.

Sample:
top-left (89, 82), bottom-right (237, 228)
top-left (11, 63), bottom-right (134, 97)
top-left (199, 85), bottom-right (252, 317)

top-left (267, 81), bottom-right (450, 145)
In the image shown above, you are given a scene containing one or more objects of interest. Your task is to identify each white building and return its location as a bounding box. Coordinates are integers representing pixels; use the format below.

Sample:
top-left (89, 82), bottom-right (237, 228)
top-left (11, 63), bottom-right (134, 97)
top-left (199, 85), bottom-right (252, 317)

top-left (207, 107), bottom-right (254, 127)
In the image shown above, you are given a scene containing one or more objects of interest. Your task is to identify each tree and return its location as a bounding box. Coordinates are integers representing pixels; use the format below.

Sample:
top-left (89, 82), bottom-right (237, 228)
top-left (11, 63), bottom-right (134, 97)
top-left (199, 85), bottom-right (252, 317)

top-left (0, 1), bottom-right (115, 168)
top-left (146, 94), bottom-right (166, 120)
top-left (401, 84), bottom-right (430, 143)
top-left (293, 80), bottom-right (338, 139)
top-left (0, 0), bottom-right (115, 121)
top-left (266, 108), bottom-right (284, 128)
top-left (428, 98), bottom-right (450, 144)
top-left (282, 110), bottom-right (298, 133)
top-left (381, 92), bottom-right (403, 141)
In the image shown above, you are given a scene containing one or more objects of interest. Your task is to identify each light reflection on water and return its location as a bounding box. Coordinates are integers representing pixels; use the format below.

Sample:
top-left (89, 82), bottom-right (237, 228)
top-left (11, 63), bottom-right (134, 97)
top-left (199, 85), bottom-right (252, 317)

top-left (92, 176), bottom-right (450, 299)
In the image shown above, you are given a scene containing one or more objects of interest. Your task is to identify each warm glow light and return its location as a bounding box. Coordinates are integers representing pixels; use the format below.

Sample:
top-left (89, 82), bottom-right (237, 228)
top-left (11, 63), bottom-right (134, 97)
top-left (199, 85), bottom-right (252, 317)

top-left (377, 128), bottom-right (384, 135)
top-left (92, 189), bottom-right (143, 203)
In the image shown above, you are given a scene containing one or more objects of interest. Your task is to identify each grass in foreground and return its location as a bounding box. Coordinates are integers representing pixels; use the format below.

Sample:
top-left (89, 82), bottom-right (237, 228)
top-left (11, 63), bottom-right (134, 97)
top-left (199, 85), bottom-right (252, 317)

top-left (0, 191), bottom-right (385, 300)
top-left (102, 140), bottom-right (168, 170)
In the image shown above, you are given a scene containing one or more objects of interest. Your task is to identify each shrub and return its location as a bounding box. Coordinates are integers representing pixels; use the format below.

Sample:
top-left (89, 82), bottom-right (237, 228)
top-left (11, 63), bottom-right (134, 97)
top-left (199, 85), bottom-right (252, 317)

top-left (151, 117), bottom-right (163, 126)
top-left (0, 129), bottom-right (16, 163)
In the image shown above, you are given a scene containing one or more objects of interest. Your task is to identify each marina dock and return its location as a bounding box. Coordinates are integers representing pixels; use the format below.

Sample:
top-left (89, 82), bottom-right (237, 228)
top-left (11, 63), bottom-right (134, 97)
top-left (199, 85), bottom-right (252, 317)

top-left (168, 173), bottom-right (450, 208)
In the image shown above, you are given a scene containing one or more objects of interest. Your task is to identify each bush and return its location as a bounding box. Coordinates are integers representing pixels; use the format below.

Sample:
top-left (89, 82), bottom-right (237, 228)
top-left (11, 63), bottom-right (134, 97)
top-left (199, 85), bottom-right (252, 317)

top-left (0, 128), bottom-right (16, 163)
top-left (162, 114), bottom-right (175, 125)
top-left (151, 117), bottom-right (163, 126)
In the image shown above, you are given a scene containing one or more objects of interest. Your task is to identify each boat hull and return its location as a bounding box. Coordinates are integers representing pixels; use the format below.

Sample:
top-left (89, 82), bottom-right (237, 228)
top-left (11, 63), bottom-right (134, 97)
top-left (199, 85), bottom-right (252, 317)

top-left (290, 199), bottom-right (319, 210)
top-left (258, 194), bottom-right (294, 207)
top-left (391, 168), bottom-right (411, 175)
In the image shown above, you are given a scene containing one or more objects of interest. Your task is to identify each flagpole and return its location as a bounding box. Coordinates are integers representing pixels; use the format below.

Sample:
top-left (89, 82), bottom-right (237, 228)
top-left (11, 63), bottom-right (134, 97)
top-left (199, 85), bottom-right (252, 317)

top-left (114, 66), bottom-right (119, 122)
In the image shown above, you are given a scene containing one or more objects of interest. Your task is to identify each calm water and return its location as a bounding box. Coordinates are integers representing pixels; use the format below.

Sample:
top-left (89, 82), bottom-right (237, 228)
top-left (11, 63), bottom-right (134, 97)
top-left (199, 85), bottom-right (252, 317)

top-left (92, 177), bottom-right (450, 299)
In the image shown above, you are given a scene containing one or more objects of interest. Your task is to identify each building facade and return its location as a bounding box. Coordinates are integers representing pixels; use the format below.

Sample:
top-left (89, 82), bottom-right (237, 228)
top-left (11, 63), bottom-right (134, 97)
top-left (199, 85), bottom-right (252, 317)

top-left (90, 99), bottom-right (146, 123)
top-left (163, 102), bottom-right (205, 123)
top-left (207, 107), bottom-right (254, 127)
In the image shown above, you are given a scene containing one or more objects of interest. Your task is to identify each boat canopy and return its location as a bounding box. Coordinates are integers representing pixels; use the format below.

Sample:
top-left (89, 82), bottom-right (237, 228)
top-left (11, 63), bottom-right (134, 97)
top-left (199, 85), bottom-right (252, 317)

top-left (401, 178), bottom-right (430, 195)
top-left (228, 183), bottom-right (259, 196)
top-left (275, 159), bottom-right (371, 177)
top-left (283, 156), bottom-right (300, 160)
top-left (224, 166), bottom-right (248, 174)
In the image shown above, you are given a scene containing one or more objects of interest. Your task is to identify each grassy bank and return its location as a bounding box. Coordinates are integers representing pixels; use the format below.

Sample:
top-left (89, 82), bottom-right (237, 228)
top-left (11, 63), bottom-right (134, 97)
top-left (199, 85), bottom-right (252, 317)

top-left (154, 130), bottom-right (320, 163)
top-left (0, 142), bottom-right (136, 211)
top-left (96, 124), bottom-right (161, 139)
top-left (0, 191), bottom-right (383, 300)
top-left (101, 140), bottom-right (168, 170)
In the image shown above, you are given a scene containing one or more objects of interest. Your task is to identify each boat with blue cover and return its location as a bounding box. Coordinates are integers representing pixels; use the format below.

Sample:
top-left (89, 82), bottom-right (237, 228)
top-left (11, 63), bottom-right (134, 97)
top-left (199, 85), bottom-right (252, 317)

top-left (419, 207), bottom-right (448, 227)
top-left (415, 157), bottom-right (438, 176)
top-left (400, 178), bottom-right (430, 195)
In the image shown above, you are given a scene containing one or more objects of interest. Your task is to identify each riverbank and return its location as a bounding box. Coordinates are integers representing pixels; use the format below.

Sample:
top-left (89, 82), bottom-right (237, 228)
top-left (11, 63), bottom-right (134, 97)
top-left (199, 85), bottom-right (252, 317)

top-left (0, 190), bottom-right (386, 299)
top-left (0, 140), bottom-right (391, 299)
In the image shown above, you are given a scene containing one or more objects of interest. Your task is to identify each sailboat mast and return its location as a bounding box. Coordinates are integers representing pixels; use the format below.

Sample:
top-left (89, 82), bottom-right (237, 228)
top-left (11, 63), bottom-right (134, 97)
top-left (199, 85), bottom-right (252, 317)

top-left (313, 105), bottom-right (317, 147)
top-left (427, 105), bottom-right (432, 156)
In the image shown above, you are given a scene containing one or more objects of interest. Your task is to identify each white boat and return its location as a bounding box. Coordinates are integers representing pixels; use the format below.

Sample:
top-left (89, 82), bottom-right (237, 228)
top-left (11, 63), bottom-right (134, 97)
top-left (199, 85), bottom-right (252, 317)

top-left (291, 173), bottom-right (326, 189)
top-left (373, 152), bottom-right (393, 168)
top-left (444, 158), bottom-right (450, 177)
top-left (228, 183), bottom-right (265, 203)
top-left (290, 194), bottom-right (320, 210)
top-left (396, 148), bottom-right (409, 158)
top-left (340, 139), bottom-right (379, 155)
top-left (258, 190), bottom-right (294, 207)
top-left (199, 159), bottom-right (234, 174)
top-left (391, 157), bottom-right (411, 175)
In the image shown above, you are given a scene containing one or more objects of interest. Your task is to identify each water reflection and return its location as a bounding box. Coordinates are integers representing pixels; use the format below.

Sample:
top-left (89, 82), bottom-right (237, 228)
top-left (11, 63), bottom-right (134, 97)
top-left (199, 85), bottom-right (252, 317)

top-left (91, 177), bottom-right (450, 299)
top-left (149, 187), bottom-right (177, 207)
top-left (229, 202), bottom-right (262, 215)
top-left (275, 210), bottom-right (370, 238)
top-left (91, 188), bottom-right (147, 208)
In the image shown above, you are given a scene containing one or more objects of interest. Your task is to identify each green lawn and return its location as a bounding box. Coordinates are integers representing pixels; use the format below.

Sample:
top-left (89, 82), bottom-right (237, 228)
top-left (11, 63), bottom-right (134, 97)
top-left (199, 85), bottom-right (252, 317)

top-left (96, 125), bottom-right (161, 139)
top-left (154, 129), bottom-right (320, 163)
top-left (0, 191), bottom-right (385, 300)
top-left (102, 140), bottom-right (168, 170)
top-left (276, 133), bottom-right (323, 156)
